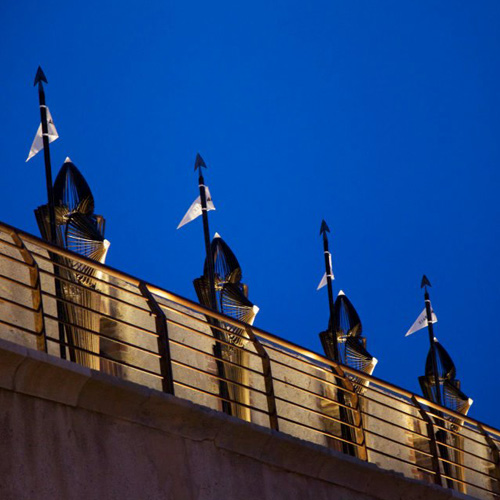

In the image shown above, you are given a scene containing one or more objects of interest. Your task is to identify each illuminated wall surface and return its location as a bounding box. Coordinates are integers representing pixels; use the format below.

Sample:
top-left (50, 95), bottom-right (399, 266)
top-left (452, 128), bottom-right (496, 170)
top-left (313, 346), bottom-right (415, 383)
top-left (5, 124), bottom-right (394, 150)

top-left (0, 224), bottom-right (498, 500)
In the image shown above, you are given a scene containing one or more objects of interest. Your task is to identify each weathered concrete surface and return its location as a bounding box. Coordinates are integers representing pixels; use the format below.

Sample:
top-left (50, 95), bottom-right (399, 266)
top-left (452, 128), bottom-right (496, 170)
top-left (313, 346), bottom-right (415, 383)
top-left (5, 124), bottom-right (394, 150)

top-left (0, 337), bottom-right (477, 500)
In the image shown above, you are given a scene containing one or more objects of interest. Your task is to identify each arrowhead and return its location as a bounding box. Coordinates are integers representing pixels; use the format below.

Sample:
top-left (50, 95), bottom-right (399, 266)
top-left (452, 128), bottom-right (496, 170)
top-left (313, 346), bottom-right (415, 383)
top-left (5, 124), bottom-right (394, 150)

top-left (194, 153), bottom-right (207, 172)
top-left (319, 220), bottom-right (330, 235)
top-left (421, 275), bottom-right (431, 288)
top-left (64, 157), bottom-right (73, 164)
top-left (34, 66), bottom-right (48, 86)
top-left (213, 232), bottom-right (221, 239)
top-left (338, 290), bottom-right (345, 296)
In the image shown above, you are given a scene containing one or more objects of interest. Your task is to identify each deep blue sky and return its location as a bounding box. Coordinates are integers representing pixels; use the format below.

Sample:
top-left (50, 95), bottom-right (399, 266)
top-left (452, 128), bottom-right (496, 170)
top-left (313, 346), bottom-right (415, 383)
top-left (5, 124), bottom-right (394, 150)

top-left (1, 1), bottom-right (499, 426)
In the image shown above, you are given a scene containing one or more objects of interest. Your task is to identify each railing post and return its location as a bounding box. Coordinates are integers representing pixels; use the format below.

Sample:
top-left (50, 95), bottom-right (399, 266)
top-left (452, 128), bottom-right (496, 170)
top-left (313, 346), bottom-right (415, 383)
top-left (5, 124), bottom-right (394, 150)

top-left (412, 396), bottom-right (443, 486)
top-left (478, 424), bottom-right (500, 495)
top-left (340, 374), bottom-right (368, 461)
top-left (139, 282), bottom-right (175, 395)
top-left (10, 232), bottom-right (47, 352)
top-left (244, 326), bottom-right (279, 431)
top-left (210, 320), bottom-right (233, 416)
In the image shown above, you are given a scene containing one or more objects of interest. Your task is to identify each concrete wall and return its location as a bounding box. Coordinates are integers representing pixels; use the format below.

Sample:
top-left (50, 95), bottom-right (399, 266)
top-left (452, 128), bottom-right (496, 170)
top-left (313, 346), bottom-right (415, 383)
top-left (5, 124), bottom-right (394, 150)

top-left (0, 337), bottom-right (475, 500)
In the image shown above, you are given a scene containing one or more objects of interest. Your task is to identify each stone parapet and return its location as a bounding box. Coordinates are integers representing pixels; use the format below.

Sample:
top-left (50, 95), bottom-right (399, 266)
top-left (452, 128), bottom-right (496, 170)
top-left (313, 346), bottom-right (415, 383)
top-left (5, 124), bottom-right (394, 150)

top-left (0, 337), bottom-right (474, 500)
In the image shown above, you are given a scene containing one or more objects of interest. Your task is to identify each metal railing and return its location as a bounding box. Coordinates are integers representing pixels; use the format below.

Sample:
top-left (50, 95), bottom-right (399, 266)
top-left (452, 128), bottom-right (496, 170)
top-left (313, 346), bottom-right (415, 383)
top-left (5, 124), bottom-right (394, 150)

top-left (0, 220), bottom-right (498, 499)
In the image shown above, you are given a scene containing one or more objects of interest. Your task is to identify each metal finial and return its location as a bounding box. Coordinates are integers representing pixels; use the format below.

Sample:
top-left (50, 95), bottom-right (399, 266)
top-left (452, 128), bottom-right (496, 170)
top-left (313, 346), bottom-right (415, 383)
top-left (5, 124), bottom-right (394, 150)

top-left (319, 219), bottom-right (330, 235)
top-left (34, 66), bottom-right (48, 86)
top-left (421, 275), bottom-right (431, 288)
top-left (194, 153), bottom-right (207, 172)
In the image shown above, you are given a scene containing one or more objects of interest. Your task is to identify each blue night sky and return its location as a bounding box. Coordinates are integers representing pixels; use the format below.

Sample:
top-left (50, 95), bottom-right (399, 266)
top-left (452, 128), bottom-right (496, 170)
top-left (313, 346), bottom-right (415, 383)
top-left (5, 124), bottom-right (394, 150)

top-left (1, 2), bottom-right (499, 426)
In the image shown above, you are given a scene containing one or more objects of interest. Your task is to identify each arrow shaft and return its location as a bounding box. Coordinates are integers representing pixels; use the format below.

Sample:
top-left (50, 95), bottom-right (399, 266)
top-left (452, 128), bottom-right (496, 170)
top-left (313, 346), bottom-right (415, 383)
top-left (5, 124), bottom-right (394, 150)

top-left (424, 290), bottom-right (442, 406)
top-left (320, 230), bottom-right (356, 455)
top-left (38, 83), bottom-right (57, 244)
top-left (323, 232), bottom-right (339, 362)
top-left (37, 78), bottom-right (67, 359)
top-left (198, 172), bottom-right (233, 415)
top-left (198, 174), bottom-right (217, 310)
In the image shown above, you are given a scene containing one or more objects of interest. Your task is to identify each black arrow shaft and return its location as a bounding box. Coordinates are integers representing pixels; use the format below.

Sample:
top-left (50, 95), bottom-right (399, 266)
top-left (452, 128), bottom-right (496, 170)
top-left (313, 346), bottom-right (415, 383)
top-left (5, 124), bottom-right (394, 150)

top-left (198, 173), bottom-right (217, 310)
top-left (37, 83), bottom-right (57, 244)
top-left (198, 172), bottom-right (232, 415)
top-left (424, 290), bottom-right (442, 406)
top-left (320, 231), bottom-right (356, 455)
top-left (323, 232), bottom-right (339, 361)
top-left (37, 79), bottom-right (67, 359)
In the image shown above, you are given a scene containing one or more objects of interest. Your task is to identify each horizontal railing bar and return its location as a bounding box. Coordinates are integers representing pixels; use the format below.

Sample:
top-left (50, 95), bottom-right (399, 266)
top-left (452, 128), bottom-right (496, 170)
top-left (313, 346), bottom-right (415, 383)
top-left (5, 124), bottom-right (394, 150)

top-left (44, 313), bottom-right (141, 347)
top-left (0, 317), bottom-right (39, 336)
top-left (29, 248), bottom-right (146, 300)
top-left (181, 315), bottom-right (252, 344)
top-left (263, 343), bottom-right (392, 411)
top-left (360, 385), bottom-right (430, 423)
top-left (0, 294), bottom-right (37, 313)
top-left (363, 428), bottom-right (434, 458)
top-left (262, 341), bottom-right (347, 377)
top-left (266, 353), bottom-right (357, 398)
top-left (413, 400), bottom-right (499, 436)
top-left (0, 250), bottom-right (32, 267)
top-left (173, 380), bottom-right (270, 416)
top-left (274, 394), bottom-right (360, 431)
top-left (43, 313), bottom-right (161, 358)
top-left (429, 421), bottom-right (490, 448)
top-left (358, 410), bottom-right (430, 441)
top-left (0, 234), bottom-right (26, 249)
top-left (276, 414), bottom-right (364, 449)
top-left (365, 447), bottom-right (437, 476)
top-left (0, 272), bottom-right (34, 290)
top-left (42, 289), bottom-right (159, 337)
top-left (169, 338), bottom-right (265, 377)
top-left (448, 426), bottom-right (492, 447)
top-left (440, 472), bottom-right (498, 495)
top-left (432, 436), bottom-right (496, 465)
top-left (38, 268), bottom-right (151, 314)
top-left (171, 358), bottom-right (270, 397)
top-left (45, 335), bottom-right (163, 378)
top-left (358, 392), bottom-right (427, 424)
top-left (428, 415), bottom-right (488, 441)
top-left (437, 453), bottom-right (499, 480)
top-left (357, 384), bottom-right (422, 416)
top-left (460, 422), bottom-right (496, 441)
top-left (165, 315), bottom-right (262, 358)
top-left (159, 303), bottom-right (259, 350)
top-left (272, 375), bottom-right (360, 416)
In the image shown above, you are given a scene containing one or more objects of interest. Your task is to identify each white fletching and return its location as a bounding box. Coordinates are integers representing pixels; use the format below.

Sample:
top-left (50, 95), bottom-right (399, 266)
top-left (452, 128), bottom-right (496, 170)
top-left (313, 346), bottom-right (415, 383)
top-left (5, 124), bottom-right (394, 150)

top-left (405, 307), bottom-right (437, 337)
top-left (26, 107), bottom-right (59, 162)
top-left (177, 186), bottom-right (215, 229)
